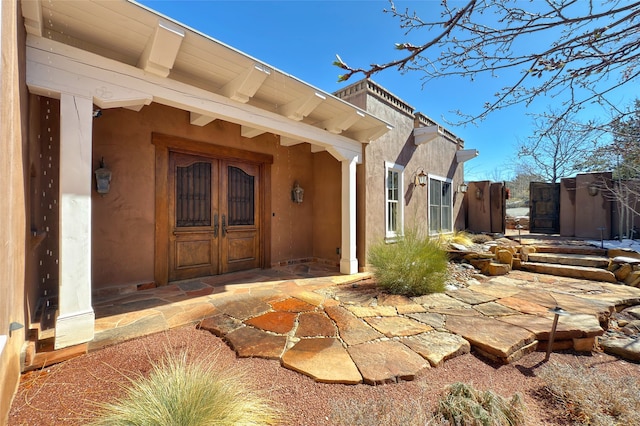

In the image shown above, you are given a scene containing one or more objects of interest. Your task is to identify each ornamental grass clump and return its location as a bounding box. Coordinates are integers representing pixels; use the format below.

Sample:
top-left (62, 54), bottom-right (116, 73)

top-left (434, 382), bottom-right (526, 426)
top-left (368, 230), bottom-right (449, 296)
top-left (89, 351), bottom-right (280, 426)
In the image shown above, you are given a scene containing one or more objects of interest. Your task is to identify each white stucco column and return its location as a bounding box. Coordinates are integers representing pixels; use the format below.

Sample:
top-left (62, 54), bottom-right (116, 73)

top-left (55, 93), bottom-right (95, 349)
top-left (340, 156), bottom-right (358, 274)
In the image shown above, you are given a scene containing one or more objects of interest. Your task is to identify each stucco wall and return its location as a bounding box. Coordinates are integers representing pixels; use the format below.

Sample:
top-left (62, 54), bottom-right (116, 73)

top-left (347, 86), bottom-right (465, 268)
top-left (575, 173), bottom-right (612, 239)
top-left (1, 0), bottom-right (28, 421)
top-left (89, 102), bottom-right (335, 290)
top-left (560, 177), bottom-right (576, 237)
top-left (466, 181), bottom-right (492, 233)
top-left (312, 151), bottom-right (341, 264)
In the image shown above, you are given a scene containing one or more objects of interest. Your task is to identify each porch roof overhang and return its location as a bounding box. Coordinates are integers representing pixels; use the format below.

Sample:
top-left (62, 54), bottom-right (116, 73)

top-left (20, 0), bottom-right (393, 162)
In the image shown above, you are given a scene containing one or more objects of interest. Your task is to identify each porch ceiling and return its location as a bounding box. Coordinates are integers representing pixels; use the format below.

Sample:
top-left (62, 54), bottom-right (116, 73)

top-left (20, 0), bottom-right (392, 148)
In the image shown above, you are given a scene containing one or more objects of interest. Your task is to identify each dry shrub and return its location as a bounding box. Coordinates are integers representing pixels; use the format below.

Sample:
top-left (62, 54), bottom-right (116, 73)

top-left (88, 351), bottom-right (280, 425)
top-left (329, 397), bottom-right (434, 426)
top-left (329, 382), bottom-right (525, 426)
top-left (538, 362), bottom-right (640, 425)
top-left (438, 230), bottom-right (475, 247)
top-left (434, 382), bottom-right (526, 426)
top-left (470, 233), bottom-right (494, 244)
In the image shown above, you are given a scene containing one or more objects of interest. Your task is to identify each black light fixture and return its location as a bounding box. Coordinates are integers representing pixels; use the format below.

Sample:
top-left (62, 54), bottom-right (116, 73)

top-left (588, 182), bottom-right (599, 196)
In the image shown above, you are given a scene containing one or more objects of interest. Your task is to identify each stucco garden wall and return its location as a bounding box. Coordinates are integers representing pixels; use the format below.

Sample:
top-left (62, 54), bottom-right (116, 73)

top-left (90, 102), bottom-right (336, 290)
top-left (0, 0), bottom-right (28, 421)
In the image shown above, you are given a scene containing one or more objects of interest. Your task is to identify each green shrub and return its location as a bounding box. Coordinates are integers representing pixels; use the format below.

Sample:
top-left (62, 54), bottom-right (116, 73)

top-left (434, 382), bottom-right (526, 426)
top-left (89, 351), bottom-right (280, 426)
top-left (538, 362), bottom-right (640, 425)
top-left (368, 230), bottom-right (449, 296)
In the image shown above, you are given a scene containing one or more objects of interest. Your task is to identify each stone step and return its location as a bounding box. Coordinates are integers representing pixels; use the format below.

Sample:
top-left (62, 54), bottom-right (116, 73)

top-left (520, 262), bottom-right (618, 283)
top-left (532, 244), bottom-right (607, 256)
top-left (527, 253), bottom-right (610, 269)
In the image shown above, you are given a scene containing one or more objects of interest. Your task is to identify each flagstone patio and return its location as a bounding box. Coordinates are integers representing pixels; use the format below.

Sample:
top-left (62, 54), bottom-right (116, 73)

top-left (89, 260), bottom-right (640, 385)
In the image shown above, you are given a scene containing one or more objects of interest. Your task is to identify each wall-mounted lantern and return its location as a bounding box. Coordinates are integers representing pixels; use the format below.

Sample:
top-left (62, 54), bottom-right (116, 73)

top-left (291, 181), bottom-right (304, 203)
top-left (458, 183), bottom-right (468, 193)
top-left (587, 182), bottom-right (599, 196)
top-left (414, 169), bottom-right (427, 187)
top-left (475, 187), bottom-right (483, 200)
top-left (94, 157), bottom-right (112, 195)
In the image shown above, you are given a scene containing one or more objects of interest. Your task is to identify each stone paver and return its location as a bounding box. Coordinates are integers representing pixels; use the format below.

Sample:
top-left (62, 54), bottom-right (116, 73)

top-left (600, 337), bottom-right (640, 361)
top-left (198, 314), bottom-right (242, 337)
top-left (282, 338), bottom-right (362, 384)
top-left (497, 314), bottom-right (603, 340)
top-left (270, 297), bottom-right (316, 312)
top-left (325, 305), bottom-right (383, 345)
top-left (295, 312), bottom-right (337, 337)
top-left (473, 302), bottom-right (519, 317)
top-left (364, 316), bottom-right (433, 337)
top-left (245, 311), bottom-right (297, 334)
top-left (347, 341), bottom-right (429, 384)
top-left (214, 298), bottom-right (271, 320)
top-left (403, 331), bottom-right (470, 367)
top-left (446, 288), bottom-right (497, 305)
top-left (346, 305), bottom-right (397, 317)
top-left (225, 326), bottom-right (287, 359)
top-left (413, 293), bottom-right (470, 310)
top-left (445, 315), bottom-right (536, 361)
top-left (496, 296), bottom-right (550, 315)
top-left (406, 312), bottom-right (445, 329)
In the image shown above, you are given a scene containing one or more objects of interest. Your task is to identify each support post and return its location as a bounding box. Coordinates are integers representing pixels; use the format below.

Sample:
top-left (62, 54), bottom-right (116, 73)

top-left (55, 93), bottom-right (95, 349)
top-left (340, 156), bottom-right (358, 274)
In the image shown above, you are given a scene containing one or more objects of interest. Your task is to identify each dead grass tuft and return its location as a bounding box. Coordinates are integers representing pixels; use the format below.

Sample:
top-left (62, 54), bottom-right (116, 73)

top-left (538, 362), bottom-right (640, 425)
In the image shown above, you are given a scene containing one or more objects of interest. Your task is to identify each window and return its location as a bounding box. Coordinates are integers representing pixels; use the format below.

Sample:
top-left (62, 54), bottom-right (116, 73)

top-left (429, 176), bottom-right (452, 234)
top-left (385, 162), bottom-right (404, 238)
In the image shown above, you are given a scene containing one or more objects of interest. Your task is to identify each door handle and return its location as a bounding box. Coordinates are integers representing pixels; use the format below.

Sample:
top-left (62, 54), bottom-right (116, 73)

top-left (222, 214), bottom-right (227, 237)
top-left (213, 213), bottom-right (219, 238)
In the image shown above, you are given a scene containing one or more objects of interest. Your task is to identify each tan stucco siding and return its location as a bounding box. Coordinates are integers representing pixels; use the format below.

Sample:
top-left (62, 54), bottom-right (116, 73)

top-left (1, 0), bottom-right (28, 421)
top-left (353, 89), bottom-right (466, 269)
top-left (312, 151), bottom-right (341, 264)
top-left (89, 102), bottom-right (335, 289)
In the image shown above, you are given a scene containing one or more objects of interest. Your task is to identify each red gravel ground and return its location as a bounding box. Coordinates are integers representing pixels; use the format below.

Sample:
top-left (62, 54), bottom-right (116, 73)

top-left (8, 325), bottom-right (640, 425)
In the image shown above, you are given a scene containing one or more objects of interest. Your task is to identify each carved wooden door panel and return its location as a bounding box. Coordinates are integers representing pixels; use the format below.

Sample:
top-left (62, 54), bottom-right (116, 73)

top-left (168, 153), bottom-right (220, 281)
top-left (220, 162), bottom-right (260, 273)
top-left (168, 153), bottom-right (260, 280)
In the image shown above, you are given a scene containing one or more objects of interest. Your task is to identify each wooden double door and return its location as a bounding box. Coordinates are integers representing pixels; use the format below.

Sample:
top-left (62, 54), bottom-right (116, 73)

top-left (168, 152), bottom-right (261, 281)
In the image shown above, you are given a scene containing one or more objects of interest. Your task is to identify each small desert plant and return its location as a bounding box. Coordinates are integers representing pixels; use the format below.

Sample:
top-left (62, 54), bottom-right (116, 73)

top-left (538, 362), bottom-right (640, 425)
top-left (470, 233), bottom-right (494, 244)
top-left (368, 229), bottom-right (449, 296)
top-left (438, 230), bottom-right (475, 247)
top-left (434, 382), bottom-right (526, 426)
top-left (89, 351), bottom-right (280, 426)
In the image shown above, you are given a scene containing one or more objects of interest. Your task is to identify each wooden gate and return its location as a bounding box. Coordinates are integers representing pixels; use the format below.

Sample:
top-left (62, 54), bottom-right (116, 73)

top-left (529, 182), bottom-right (560, 233)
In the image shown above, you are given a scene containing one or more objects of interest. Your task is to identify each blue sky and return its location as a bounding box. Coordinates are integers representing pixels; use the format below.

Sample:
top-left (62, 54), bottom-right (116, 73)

top-left (137, 0), bottom-right (638, 181)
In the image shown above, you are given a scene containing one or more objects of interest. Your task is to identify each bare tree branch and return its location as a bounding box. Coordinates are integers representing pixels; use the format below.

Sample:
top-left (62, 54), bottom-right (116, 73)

top-left (336, 0), bottom-right (640, 126)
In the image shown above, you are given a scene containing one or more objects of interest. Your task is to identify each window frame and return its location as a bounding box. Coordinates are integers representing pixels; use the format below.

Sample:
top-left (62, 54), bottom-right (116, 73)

top-left (384, 161), bottom-right (404, 240)
top-left (428, 174), bottom-right (453, 235)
